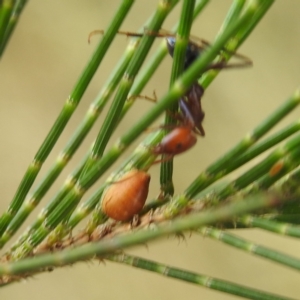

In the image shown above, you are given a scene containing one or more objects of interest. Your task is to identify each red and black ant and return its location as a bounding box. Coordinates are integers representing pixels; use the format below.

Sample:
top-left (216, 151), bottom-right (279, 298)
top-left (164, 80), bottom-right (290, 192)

top-left (89, 29), bottom-right (251, 158)
top-left (151, 31), bottom-right (251, 159)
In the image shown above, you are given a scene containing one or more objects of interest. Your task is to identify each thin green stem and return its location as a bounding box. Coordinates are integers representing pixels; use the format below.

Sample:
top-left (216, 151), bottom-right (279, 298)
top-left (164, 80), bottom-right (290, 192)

top-left (0, 0), bottom-right (27, 57)
top-left (275, 166), bottom-right (300, 195)
top-left (268, 214), bottom-right (300, 225)
top-left (235, 0), bottom-right (275, 48)
top-left (160, 0), bottom-right (196, 196)
top-left (239, 215), bottom-right (300, 238)
top-left (108, 253), bottom-right (294, 300)
top-left (0, 0), bottom-right (15, 52)
top-left (217, 0), bottom-right (246, 36)
top-left (200, 227), bottom-right (300, 271)
top-left (201, 0), bottom-right (275, 88)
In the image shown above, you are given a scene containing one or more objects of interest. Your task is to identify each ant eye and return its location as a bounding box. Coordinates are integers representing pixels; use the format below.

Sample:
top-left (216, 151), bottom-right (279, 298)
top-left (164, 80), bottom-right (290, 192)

top-left (166, 37), bottom-right (176, 48)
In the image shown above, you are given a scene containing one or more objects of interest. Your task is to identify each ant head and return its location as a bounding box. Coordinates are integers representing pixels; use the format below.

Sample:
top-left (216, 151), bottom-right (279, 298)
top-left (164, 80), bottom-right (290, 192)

top-left (165, 37), bottom-right (202, 70)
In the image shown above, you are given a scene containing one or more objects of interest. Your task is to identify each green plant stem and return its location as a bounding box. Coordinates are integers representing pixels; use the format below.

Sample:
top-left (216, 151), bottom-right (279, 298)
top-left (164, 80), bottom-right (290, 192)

top-left (201, 0), bottom-right (275, 88)
top-left (160, 0), bottom-right (196, 196)
top-left (235, 0), bottom-right (275, 48)
top-left (200, 227), bottom-right (300, 271)
top-left (3, 191), bottom-right (286, 274)
top-left (0, 0), bottom-right (14, 52)
top-left (238, 215), bottom-right (300, 238)
top-left (0, 0), bottom-right (135, 239)
top-left (0, 0), bottom-right (27, 57)
top-left (268, 214), bottom-right (300, 225)
top-left (107, 253), bottom-right (293, 300)
top-left (217, 0), bottom-right (246, 36)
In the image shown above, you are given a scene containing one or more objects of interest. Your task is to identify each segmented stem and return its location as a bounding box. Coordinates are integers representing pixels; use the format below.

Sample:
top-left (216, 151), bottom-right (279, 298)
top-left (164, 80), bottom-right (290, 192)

top-left (0, 0), bottom-right (27, 56)
top-left (200, 227), bottom-right (300, 271)
top-left (108, 252), bottom-right (293, 300)
top-left (160, 0), bottom-right (196, 196)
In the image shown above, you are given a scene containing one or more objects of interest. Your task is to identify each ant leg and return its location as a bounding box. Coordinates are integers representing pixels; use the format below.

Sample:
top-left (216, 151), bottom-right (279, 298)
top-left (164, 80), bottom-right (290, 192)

top-left (205, 59), bottom-right (252, 72)
top-left (152, 154), bottom-right (174, 165)
top-left (127, 90), bottom-right (157, 103)
top-left (188, 36), bottom-right (252, 68)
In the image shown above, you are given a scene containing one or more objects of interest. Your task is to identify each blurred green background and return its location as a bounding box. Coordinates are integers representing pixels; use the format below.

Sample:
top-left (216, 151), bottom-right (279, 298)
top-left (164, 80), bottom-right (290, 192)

top-left (1, 1), bottom-right (300, 299)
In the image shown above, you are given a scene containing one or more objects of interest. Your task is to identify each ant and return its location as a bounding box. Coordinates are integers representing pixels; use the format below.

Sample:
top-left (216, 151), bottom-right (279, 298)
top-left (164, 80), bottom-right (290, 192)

top-left (89, 29), bottom-right (251, 158)
top-left (150, 30), bottom-right (251, 158)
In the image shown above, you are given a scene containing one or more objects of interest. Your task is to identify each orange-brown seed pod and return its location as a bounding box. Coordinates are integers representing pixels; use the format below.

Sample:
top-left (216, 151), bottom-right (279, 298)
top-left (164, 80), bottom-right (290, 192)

top-left (101, 169), bottom-right (151, 221)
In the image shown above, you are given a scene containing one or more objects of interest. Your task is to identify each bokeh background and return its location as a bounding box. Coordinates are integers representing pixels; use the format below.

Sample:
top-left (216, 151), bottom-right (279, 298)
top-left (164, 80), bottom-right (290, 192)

top-left (1, 1), bottom-right (300, 299)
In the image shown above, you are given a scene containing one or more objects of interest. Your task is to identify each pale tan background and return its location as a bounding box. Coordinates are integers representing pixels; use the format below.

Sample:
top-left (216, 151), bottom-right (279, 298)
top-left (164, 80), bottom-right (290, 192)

top-left (1, 1), bottom-right (300, 299)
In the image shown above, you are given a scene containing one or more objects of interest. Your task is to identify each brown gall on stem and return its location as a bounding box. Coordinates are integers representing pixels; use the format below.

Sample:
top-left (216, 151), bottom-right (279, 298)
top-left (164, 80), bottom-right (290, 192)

top-left (101, 169), bottom-right (151, 221)
top-left (269, 161), bottom-right (284, 177)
